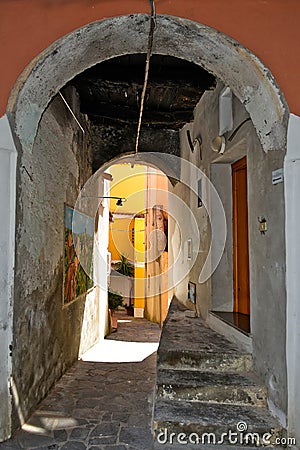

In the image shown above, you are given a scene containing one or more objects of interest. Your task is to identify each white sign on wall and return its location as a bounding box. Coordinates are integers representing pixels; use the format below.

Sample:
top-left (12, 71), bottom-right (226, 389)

top-left (272, 168), bottom-right (284, 185)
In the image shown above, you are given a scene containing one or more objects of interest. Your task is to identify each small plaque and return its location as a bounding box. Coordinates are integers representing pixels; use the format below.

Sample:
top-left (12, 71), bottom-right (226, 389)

top-left (272, 168), bottom-right (284, 185)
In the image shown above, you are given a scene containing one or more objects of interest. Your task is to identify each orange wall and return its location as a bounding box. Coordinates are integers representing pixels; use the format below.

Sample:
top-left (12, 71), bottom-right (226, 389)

top-left (1, 0), bottom-right (300, 116)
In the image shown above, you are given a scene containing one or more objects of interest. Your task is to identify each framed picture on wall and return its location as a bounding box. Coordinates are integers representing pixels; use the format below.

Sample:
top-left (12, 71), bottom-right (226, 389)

top-left (188, 281), bottom-right (196, 304)
top-left (63, 204), bottom-right (94, 306)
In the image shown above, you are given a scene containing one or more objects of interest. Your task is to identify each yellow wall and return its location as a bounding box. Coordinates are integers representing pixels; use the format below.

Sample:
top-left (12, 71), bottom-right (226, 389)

top-left (108, 163), bottom-right (169, 321)
top-left (109, 218), bottom-right (133, 261)
top-left (133, 217), bottom-right (145, 264)
top-left (133, 218), bottom-right (145, 306)
top-left (108, 164), bottom-right (146, 310)
top-left (108, 164), bottom-right (146, 262)
top-left (110, 164), bottom-right (146, 214)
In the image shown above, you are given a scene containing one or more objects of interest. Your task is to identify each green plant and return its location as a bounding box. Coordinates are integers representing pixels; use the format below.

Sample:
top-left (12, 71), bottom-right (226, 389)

top-left (115, 255), bottom-right (134, 277)
top-left (108, 290), bottom-right (123, 311)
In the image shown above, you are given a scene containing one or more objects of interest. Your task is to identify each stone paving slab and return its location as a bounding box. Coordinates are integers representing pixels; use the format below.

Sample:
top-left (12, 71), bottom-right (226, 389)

top-left (159, 299), bottom-right (250, 354)
top-left (0, 313), bottom-right (161, 450)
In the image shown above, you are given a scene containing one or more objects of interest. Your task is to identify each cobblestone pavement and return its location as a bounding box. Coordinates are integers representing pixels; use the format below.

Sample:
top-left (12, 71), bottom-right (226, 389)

top-left (0, 311), bottom-right (161, 450)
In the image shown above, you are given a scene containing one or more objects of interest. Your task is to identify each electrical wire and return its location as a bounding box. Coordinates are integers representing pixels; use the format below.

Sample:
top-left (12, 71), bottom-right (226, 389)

top-left (59, 91), bottom-right (85, 134)
top-left (134, 0), bottom-right (157, 156)
top-left (228, 117), bottom-right (251, 142)
top-left (59, 91), bottom-right (89, 188)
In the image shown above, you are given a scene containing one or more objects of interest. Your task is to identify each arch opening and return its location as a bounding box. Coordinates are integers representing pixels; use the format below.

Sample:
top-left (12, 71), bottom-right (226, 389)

top-left (7, 14), bottom-right (288, 155)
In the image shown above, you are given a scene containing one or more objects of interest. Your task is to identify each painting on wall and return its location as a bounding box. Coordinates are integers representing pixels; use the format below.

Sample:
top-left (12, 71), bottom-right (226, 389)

top-left (64, 205), bottom-right (94, 306)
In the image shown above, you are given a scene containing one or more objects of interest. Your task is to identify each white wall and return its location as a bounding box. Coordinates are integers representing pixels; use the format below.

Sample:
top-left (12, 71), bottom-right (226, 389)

top-left (210, 164), bottom-right (233, 311)
top-left (285, 113), bottom-right (300, 447)
top-left (95, 178), bottom-right (111, 339)
top-left (109, 272), bottom-right (133, 306)
top-left (0, 115), bottom-right (17, 441)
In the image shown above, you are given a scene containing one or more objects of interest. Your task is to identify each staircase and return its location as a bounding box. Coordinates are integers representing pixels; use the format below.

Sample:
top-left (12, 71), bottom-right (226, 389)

top-left (153, 299), bottom-right (285, 449)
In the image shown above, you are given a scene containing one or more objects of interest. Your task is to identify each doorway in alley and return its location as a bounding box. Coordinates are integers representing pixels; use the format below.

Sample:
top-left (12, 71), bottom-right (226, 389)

top-left (232, 156), bottom-right (250, 330)
top-left (210, 151), bottom-right (251, 335)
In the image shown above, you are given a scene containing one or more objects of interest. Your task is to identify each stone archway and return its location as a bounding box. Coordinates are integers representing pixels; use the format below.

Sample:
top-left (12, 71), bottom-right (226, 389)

top-left (2, 13), bottom-right (290, 442)
top-left (7, 14), bottom-right (288, 153)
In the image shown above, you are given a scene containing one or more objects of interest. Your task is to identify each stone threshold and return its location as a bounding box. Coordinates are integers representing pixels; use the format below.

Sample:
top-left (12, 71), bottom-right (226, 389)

top-left (208, 312), bottom-right (253, 353)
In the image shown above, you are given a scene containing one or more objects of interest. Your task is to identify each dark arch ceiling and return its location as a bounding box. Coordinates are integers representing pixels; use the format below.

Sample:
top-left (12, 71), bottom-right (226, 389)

top-left (71, 54), bottom-right (215, 129)
top-left (69, 54), bottom-right (216, 170)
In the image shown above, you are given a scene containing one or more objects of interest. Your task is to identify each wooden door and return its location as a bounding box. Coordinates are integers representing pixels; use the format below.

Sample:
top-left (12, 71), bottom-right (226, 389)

top-left (232, 156), bottom-right (250, 315)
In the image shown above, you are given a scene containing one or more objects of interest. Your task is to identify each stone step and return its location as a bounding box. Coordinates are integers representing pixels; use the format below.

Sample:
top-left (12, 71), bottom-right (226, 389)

top-left (158, 349), bottom-right (253, 372)
top-left (156, 368), bottom-right (267, 407)
top-left (153, 399), bottom-right (285, 447)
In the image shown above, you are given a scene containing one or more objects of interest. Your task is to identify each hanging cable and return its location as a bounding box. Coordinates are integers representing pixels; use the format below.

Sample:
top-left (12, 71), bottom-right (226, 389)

top-left (134, 0), bottom-right (157, 157)
top-left (59, 91), bottom-right (90, 188)
top-left (59, 91), bottom-right (85, 134)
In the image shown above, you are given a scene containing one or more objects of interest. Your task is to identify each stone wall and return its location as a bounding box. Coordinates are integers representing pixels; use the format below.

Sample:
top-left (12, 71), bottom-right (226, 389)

top-left (12, 87), bottom-right (101, 430)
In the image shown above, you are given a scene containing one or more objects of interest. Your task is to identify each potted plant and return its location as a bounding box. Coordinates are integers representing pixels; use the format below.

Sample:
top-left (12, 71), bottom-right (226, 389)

top-left (125, 304), bottom-right (134, 316)
top-left (115, 255), bottom-right (134, 277)
top-left (108, 290), bottom-right (123, 331)
top-left (108, 290), bottom-right (123, 313)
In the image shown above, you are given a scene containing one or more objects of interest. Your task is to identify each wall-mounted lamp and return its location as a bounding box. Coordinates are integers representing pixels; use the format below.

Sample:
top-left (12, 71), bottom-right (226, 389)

top-left (82, 196), bottom-right (126, 206)
top-left (258, 216), bottom-right (267, 235)
top-left (116, 197), bottom-right (125, 206)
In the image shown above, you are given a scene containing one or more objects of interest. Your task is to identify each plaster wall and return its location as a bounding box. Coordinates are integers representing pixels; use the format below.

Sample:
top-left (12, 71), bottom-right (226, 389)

top-left (11, 87), bottom-right (101, 429)
top-left (210, 164), bottom-right (233, 311)
top-left (177, 82), bottom-right (287, 418)
top-left (247, 128), bottom-right (287, 422)
top-left (285, 114), bottom-right (300, 446)
top-left (109, 273), bottom-right (133, 306)
top-left (170, 159), bottom-right (208, 313)
top-left (0, 115), bottom-right (17, 441)
top-left (95, 185), bottom-right (111, 341)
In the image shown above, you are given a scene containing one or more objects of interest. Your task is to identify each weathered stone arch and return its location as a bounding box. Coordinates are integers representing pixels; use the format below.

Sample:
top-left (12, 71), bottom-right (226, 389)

top-left (7, 14), bottom-right (288, 153)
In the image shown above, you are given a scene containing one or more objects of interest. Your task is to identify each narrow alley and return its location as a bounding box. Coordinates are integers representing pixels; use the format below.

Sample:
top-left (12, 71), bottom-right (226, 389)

top-left (1, 2), bottom-right (300, 448)
top-left (0, 314), bottom-right (161, 450)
